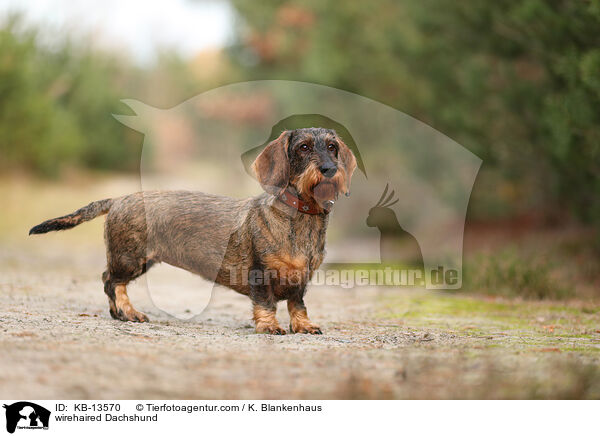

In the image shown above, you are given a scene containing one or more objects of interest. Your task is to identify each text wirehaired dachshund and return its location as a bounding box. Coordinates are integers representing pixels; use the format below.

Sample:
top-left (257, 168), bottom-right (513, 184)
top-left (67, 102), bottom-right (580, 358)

top-left (30, 127), bottom-right (357, 334)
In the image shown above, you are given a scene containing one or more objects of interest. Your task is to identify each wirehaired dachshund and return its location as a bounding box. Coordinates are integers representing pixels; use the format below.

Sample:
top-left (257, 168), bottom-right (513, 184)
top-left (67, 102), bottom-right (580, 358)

top-left (30, 127), bottom-right (357, 334)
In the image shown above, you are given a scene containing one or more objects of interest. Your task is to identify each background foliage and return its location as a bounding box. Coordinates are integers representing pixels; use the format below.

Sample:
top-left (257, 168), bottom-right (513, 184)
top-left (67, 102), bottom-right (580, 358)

top-left (229, 0), bottom-right (600, 231)
top-left (1, 1), bottom-right (599, 233)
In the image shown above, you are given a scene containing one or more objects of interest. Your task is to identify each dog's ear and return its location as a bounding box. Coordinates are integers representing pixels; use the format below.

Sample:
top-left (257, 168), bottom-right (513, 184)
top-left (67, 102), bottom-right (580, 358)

top-left (252, 130), bottom-right (291, 195)
top-left (338, 139), bottom-right (357, 196)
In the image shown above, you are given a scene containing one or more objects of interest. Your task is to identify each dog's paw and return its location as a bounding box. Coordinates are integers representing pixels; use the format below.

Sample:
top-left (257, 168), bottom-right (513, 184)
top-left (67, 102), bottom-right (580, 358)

top-left (109, 306), bottom-right (119, 320)
top-left (290, 322), bottom-right (322, 335)
top-left (256, 324), bottom-right (286, 335)
top-left (115, 308), bottom-right (149, 323)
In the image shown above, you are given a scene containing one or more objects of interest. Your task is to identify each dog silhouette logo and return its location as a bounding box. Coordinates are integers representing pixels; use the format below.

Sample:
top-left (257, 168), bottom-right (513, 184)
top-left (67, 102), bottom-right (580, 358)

top-left (3, 402), bottom-right (50, 433)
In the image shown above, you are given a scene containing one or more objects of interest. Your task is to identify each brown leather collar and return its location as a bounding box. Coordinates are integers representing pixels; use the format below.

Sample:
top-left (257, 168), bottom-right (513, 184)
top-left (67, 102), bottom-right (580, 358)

top-left (278, 189), bottom-right (328, 215)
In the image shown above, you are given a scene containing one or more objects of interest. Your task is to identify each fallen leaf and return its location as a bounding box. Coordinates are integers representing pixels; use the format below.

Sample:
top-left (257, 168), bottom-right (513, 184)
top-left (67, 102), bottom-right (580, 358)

top-left (11, 331), bottom-right (36, 337)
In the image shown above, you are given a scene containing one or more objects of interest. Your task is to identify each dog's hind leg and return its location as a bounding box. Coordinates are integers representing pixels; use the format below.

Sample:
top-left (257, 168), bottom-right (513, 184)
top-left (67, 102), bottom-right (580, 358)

top-left (103, 275), bottom-right (149, 323)
top-left (102, 260), bottom-right (153, 323)
top-left (101, 193), bottom-right (154, 322)
top-left (114, 283), bottom-right (149, 322)
top-left (102, 271), bottom-right (119, 319)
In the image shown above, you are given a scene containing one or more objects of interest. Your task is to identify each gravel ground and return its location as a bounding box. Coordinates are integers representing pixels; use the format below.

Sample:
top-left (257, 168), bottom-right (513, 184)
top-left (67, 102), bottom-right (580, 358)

top-left (2, 236), bottom-right (600, 400)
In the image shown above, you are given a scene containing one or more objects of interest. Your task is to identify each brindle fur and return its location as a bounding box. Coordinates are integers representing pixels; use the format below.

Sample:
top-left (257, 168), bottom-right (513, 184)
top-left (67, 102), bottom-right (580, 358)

top-left (29, 128), bottom-right (357, 334)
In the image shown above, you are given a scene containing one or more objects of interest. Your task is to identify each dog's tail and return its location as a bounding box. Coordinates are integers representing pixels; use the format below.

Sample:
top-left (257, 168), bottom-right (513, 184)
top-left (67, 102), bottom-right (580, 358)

top-left (29, 198), bottom-right (114, 235)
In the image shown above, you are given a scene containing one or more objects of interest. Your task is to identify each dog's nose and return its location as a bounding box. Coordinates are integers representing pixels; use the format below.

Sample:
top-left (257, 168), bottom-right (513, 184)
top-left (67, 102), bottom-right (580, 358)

top-left (319, 164), bottom-right (337, 178)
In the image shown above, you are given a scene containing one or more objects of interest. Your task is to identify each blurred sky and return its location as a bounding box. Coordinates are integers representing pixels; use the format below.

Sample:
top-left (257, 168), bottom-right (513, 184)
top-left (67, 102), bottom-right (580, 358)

top-left (0, 0), bottom-right (234, 64)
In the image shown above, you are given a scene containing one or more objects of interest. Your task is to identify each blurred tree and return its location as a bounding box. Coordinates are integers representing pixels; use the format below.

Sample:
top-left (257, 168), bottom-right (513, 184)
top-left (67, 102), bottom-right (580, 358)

top-left (0, 14), bottom-right (230, 176)
top-left (0, 14), bottom-right (141, 175)
top-left (228, 0), bottom-right (600, 233)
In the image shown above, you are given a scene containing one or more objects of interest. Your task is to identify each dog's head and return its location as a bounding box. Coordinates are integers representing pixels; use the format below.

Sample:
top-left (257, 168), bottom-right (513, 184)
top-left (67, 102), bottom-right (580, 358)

top-left (252, 128), bottom-right (357, 211)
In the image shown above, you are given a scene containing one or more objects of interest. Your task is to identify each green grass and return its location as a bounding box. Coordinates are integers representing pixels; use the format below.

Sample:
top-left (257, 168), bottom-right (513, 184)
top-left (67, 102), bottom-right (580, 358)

top-left (377, 291), bottom-right (600, 353)
top-left (462, 249), bottom-right (569, 299)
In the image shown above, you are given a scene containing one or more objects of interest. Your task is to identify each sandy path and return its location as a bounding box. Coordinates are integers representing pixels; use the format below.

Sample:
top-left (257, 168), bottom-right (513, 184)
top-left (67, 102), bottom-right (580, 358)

top-left (1, 236), bottom-right (600, 400)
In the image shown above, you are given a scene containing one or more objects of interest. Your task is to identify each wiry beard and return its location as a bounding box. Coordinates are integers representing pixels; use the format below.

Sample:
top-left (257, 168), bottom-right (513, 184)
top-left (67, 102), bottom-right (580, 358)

top-left (293, 162), bottom-right (347, 210)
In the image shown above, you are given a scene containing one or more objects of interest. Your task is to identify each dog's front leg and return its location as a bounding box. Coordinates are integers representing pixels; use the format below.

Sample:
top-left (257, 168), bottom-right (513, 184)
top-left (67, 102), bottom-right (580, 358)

top-left (287, 293), bottom-right (322, 335)
top-left (252, 302), bottom-right (286, 335)
top-left (250, 285), bottom-right (285, 335)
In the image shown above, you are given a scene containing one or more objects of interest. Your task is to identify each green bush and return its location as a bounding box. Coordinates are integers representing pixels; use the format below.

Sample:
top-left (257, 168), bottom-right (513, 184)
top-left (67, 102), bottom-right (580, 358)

top-left (229, 0), bottom-right (600, 232)
top-left (0, 15), bottom-right (141, 175)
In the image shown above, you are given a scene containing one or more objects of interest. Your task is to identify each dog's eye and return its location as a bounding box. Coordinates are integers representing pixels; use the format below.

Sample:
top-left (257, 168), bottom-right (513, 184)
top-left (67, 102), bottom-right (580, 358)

top-left (327, 143), bottom-right (337, 152)
top-left (299, 143), bottom-right (309, 151)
